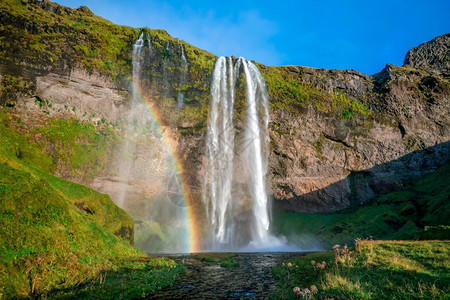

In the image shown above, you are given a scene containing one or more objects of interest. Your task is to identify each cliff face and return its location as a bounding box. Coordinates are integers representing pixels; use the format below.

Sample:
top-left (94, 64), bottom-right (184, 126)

top-left (1, 0), bottom-right (449, 214)
top-left (267, 64), bottom-right (449, 212)
top-left (403, 33), bottom-right (450, 78)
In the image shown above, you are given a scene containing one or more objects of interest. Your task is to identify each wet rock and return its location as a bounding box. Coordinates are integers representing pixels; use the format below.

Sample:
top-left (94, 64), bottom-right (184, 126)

top-left (147, 253), bottom-right (302, 299)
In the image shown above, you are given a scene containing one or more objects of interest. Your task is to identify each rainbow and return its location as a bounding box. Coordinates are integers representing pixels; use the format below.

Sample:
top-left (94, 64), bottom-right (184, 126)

top-left (132, 81), bottom-right (202, 253)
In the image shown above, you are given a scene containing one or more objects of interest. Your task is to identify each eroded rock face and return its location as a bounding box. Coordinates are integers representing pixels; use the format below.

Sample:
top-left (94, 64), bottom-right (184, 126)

top-left (403, 33), bottom-right (450, 78)
top-left (269, 60), bottom-right (450, 213)
top-left (31, 70), bottom-right (127, 123)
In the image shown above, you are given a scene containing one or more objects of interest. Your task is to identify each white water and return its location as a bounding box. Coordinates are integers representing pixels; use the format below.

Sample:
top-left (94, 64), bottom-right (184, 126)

top-left (204, 57), bottom-right (283, 250)
top-left (241, 60), bottom-right (271, 246)
top-left (117, 32), bottom-right (145, 207)
top-left (146, 32), bottom-right (152, 50)
top-left (177, 45), bottom-right (188, 109)
top-left (203, 57), bottom-right (236, 248)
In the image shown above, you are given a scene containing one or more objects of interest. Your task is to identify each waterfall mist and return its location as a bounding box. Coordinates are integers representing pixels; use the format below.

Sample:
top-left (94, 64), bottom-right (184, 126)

top-left (111, 32), bottom-right (191, 253)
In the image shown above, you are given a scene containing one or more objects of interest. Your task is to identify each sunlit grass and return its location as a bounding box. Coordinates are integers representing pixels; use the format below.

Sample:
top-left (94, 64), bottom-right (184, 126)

top-left (271, 240), bottom-right (450, 299)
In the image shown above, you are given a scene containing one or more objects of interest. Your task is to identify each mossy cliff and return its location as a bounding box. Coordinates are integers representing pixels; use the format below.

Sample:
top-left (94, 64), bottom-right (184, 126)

top-left (1, 0), bottom-right (449, 213)
top-left (0, 0), bottom-right (216, 201)
top-left (263, 61), bottom-right (449, 213)
top-left (1, 0), bottom-right (449, 244)
top-left (1, 0), bottom-right (449, 212)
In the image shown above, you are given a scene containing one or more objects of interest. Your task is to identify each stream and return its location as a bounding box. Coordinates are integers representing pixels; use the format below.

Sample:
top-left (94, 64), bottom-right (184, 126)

top-left (147, 252), bottom-right (305, 299)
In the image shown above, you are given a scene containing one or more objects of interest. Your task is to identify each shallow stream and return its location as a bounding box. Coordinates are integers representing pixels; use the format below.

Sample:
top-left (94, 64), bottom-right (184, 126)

top-left (147, 252), bottom-right (305, 299)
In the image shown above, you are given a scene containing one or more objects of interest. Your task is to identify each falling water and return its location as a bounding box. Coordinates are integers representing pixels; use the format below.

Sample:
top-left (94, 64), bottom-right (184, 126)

top-left (117, 32), bottom-right (145, 207)
top-left (162, 41), bottom-right (171, 99)
top-left (241, 61), bottom-right (271, 247)
top-left (177, 45), bottom-right (188, 109)
top-left (204, 57), bottom-right (281, 250)
top-left (146, 32), bottom-right (152, 50)
top-left (203, 57), bottom-right (236, 248)
top-left (113, 32), bottom-right (191, 253)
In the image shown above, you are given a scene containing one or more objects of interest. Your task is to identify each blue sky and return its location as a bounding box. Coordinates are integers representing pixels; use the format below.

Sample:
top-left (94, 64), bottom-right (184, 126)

top-left (56, 0), bottom-right (449, 75)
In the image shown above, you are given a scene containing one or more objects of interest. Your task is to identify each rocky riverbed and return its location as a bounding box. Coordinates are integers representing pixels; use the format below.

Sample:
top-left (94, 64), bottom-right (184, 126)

top-left (147, 252), bottom-right (305, 299)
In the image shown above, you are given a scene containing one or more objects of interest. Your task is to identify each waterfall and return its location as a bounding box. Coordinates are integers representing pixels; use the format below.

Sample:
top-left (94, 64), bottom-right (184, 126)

top-left (203, 57), bottom-right (280, 250)
top-left (177, 45), bottom-right (188, 109)
top-left (117, 32), bottom-right (145, 207)
top-left (114, 32), bottom-right (192, 252)
top-left (146, 32), bottom-right (152, 50)
top-left (161, 41), bottom-right (171, 99)
top-left (203, 57), bottom-right (236, 248)
top-left (242, 61), bottom-right (271, 245)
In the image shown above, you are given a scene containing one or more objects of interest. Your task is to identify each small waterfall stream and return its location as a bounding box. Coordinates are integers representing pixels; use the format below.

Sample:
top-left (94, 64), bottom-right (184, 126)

top-left (117, 32), bottom-right (145, 207)
top-left (114, 33), bottom-right (192, 253)
top-left (177, 45), bottom-right (188, 109)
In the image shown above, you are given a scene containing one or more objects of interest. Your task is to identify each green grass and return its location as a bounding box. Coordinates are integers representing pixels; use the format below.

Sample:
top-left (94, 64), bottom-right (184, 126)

top-left (191, 253), bottom-right (240, 268)
top-left (34, 117), bottom-right (121, 181)
top-left (192, 253), bottom-right (240, 268)
top-left (194, 253), bottom-right (235, 263)
top-left (48, 257), bottom-right (186, 299)
top-left (0, 108), bottom-right (185, 298)
top-left (273, 161), bottom-right (450, 248)
top-left (271, 240), bottom-right (450, 299)
top-left (220, 259), bottom-right (240, 268)
top-left (0, 108), bottom-right (122, 183)
top-left (0, 162), bottom-right (137, 297)
top-left (422, 226), bottom-right (450, 240)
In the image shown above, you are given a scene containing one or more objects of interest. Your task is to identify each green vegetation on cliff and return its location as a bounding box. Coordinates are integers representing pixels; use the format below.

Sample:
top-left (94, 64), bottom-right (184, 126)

top-left (272, 240), bottom-right (450, 299)
top-left (35, 117), bottom-right (121, 181)
top-left (1, 106), bottom-right (122, 183)
top-left (0, 0), bottom-right (217, 140)
top-left (0, 108), bottom-right (185, 298)
top-left (0, 0), bottom-right (136, 78)
top-left (0, 0), bottom-right (216, 91)
top-left (259, 65), bottom-right (371, 119)
top-left (273, 161), bottom-right (450, 248)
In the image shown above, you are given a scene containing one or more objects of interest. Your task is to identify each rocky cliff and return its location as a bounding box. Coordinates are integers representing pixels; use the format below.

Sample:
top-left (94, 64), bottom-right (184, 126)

top-left (403, 33), bottom-right (450, 78)
top-left (266, 63), bottom-right (449, 212)
top-left (1, 0), bottom-right (449, 217)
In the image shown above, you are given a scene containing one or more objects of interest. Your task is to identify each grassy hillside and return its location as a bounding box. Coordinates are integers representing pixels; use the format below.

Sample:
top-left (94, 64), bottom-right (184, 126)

top-left (273, 161), bottom-right (450, 248)
top-left (271, 240), bottom-right (450, 299)
top-left (0, 108), bottom-right (184, 298)
top-left (0, 101), bottom-right (123, 183)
